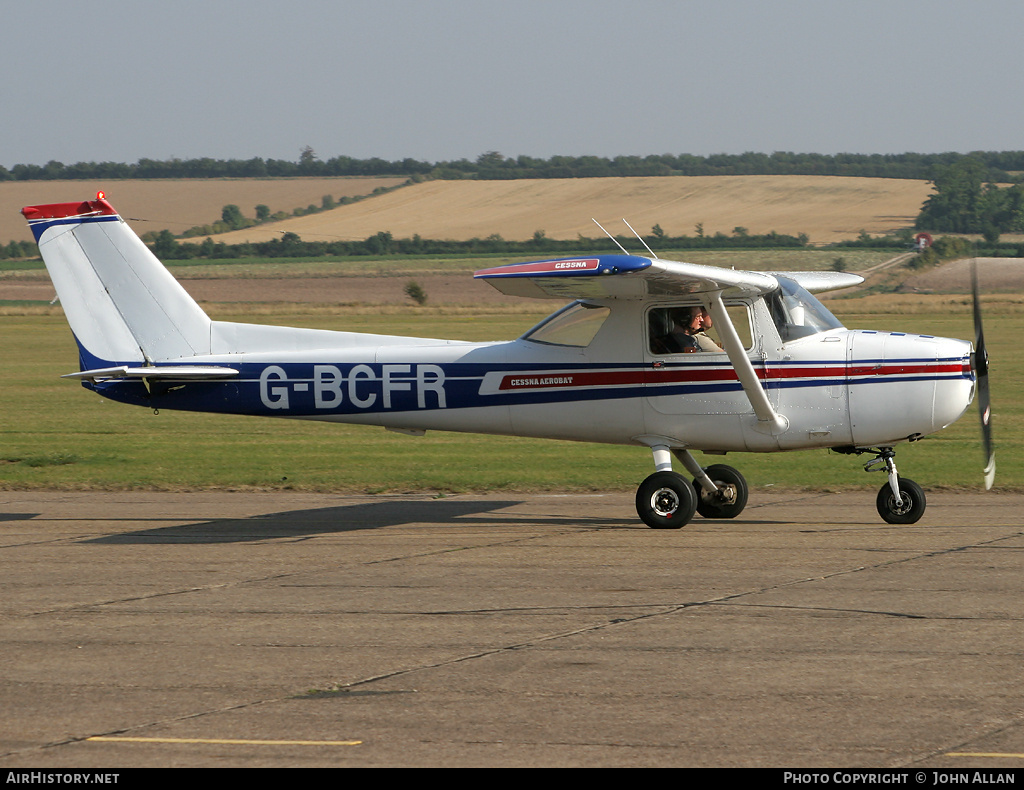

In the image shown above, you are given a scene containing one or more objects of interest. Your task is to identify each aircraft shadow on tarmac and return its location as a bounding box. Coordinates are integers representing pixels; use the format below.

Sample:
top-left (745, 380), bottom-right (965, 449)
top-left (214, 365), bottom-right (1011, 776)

top-left (0, 513), bottom-right (39, 522)
top-left (81, 498), bottom-right (635, 544)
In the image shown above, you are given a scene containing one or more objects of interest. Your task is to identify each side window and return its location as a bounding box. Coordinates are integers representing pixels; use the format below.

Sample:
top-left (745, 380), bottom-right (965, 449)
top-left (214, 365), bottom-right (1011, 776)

top-left (523, 301), bottom-right (611, 347)
top-left (648, 304), bottom-right (751, 355)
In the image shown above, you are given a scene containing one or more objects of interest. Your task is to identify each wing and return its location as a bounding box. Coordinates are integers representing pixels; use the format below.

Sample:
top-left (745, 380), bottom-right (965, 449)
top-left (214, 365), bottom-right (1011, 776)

top-left (474, 255), bottom-right (861, 300)
top-left (768, 270), bottom-right (864, 293)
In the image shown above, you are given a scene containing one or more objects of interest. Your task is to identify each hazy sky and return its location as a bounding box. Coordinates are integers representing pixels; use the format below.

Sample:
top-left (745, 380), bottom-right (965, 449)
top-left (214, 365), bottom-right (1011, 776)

top-left (4, 0), bottom-right (1022, 168)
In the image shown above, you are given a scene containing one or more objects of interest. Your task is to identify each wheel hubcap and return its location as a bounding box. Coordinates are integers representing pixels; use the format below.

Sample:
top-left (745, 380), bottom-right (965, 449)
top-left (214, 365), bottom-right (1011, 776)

top-left (709, 482), bottom-right (737, 506)
top-left (888, 492), bottom-right (914, 515)
top-left (652, 488), bottom-right (680, 517)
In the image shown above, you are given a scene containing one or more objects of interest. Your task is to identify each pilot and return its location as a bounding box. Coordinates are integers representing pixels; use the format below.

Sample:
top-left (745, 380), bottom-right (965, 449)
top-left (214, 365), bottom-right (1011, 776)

top-left (651, 306), bottom-right (723, 354)
top-left (653, 306), bottom-right (704, 353)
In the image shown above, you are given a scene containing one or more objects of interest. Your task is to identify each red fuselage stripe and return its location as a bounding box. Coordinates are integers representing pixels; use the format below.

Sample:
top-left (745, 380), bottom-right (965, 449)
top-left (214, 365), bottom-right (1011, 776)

top-left (497, 361), bottom-right (967, 391)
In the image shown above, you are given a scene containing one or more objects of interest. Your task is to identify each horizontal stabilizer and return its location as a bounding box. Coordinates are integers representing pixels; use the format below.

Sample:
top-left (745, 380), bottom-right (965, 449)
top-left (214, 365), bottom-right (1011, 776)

top-left (63, 365), bottom-right (239, 382)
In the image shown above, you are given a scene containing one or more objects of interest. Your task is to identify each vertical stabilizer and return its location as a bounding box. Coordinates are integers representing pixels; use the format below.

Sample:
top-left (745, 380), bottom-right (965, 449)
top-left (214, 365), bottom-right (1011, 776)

top-left (22, 197), bottom-right (211, 365)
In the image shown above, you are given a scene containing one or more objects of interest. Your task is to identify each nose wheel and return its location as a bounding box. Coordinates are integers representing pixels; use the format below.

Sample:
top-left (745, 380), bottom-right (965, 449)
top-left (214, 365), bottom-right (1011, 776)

top-left (876, 477), bottom-right (926, 524)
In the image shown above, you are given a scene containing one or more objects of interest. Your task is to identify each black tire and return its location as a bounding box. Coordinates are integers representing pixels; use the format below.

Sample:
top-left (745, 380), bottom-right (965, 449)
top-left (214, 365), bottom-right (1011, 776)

top-left (875, 478), bottom-right (926, 524)
top-left (636, 471), bottom-right (697, 529)
top-left (692, 464), bottom-right (749, 519)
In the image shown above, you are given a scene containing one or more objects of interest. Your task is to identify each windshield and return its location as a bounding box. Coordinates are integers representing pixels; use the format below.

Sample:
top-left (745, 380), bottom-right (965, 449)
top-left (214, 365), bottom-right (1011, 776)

top-left (768, 277), bottom-right (845, 342)
top-left (523, 301), bottom-right (610, 347)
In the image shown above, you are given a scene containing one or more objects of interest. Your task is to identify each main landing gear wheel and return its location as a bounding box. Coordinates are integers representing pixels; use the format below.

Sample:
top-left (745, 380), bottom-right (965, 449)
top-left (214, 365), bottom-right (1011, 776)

top-left (876, 478), bottom-right (926, 524)
top-left (693, 464), bottom-right (748, 519)
top-left (636, 471), bottom-right (697, 529)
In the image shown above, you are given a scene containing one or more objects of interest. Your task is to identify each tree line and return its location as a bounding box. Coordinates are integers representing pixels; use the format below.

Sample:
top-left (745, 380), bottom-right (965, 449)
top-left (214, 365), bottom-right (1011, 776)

top-left (147, 227), bottom-right (812, 261)
top-left (6, 149), bottom-right (1024, 183)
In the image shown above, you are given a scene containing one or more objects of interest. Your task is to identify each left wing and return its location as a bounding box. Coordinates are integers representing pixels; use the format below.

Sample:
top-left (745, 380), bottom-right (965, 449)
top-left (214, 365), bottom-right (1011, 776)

top-left (474, 255), bottom-right (860, 300)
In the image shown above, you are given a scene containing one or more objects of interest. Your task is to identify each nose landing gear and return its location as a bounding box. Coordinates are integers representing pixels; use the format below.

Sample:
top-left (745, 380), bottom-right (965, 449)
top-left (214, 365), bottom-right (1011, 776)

top-left (836, 445), bottom-right (927, 524)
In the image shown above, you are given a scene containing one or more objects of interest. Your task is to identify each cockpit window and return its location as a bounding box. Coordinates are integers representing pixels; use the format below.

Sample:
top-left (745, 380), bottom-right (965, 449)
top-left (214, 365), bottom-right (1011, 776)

top-left (523, 301), bottom-right (610, 347)
top-left (769, 277), bottom-right (845, 342)
top-left (648, 303), bottom-right (750, 354)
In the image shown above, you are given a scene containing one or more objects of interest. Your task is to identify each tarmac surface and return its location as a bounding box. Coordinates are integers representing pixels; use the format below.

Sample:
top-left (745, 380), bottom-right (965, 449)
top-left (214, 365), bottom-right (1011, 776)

top-left (1, 489), bottom-right (1022, 769)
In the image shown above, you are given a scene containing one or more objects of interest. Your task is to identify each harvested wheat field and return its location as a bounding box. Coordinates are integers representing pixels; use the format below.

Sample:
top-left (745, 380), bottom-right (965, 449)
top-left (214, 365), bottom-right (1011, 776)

top-left (903, 257), bottom-right (1024, 292)
top-left (1, 177), bottom-right (406, 243)
top-left (202, 175), bottom-right (933, 246)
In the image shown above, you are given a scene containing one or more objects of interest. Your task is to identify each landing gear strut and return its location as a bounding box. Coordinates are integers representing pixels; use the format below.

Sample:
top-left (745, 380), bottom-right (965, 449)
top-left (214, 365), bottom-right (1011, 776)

top-left (635, 446), bottom-right (748, 529)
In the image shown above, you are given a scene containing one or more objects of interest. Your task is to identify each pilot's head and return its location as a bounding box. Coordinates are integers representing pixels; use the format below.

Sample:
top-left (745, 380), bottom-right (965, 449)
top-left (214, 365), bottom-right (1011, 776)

top-left (672, 306), bottom-right (704, 334)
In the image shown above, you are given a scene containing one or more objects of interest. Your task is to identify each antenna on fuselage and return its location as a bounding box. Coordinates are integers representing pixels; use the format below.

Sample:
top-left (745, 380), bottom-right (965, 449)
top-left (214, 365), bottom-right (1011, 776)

top-left (621, 218), bottom-right (658, 260)
top-left (591, 218), bottom-right (631, 255)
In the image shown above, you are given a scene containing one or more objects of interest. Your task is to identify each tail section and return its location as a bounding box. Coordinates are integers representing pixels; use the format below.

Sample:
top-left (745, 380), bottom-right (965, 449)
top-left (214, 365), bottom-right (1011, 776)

top-left (22, 195), bottom-right (211, 366)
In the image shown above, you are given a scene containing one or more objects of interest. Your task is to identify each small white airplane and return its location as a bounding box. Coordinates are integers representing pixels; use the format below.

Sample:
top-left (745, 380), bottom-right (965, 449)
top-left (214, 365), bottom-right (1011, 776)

top-left (22, 194), bottom-right (994, 528)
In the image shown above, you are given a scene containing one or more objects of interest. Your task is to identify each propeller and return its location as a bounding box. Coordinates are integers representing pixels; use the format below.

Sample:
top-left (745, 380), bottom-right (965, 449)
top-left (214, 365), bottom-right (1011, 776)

top-left (971, 260), bottom-right (995, 489)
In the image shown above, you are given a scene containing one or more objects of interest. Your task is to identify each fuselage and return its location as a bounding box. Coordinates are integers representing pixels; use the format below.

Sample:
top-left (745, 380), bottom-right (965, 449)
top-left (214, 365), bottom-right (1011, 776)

top-left (85, 294), bottom-right (975, 454)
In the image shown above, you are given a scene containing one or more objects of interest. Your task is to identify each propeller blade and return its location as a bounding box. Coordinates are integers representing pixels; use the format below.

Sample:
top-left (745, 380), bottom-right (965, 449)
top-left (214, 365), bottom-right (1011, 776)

top-left (972, 260), bottom-right (995, 489)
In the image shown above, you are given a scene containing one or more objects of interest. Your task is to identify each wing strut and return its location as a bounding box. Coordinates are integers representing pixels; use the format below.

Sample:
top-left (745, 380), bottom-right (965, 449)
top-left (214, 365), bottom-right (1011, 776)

top-left (705, 292), bottom-right (789, 435)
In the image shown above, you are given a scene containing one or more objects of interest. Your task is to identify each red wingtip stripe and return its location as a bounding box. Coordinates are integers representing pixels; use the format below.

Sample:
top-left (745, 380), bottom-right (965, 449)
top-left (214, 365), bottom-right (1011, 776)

top-left (21, 198), bottom-right (118, 221)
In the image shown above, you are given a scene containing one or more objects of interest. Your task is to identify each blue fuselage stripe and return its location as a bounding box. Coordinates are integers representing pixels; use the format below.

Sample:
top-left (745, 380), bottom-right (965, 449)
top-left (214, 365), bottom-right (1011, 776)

top-left (83, 358), bottom-right (971, 417)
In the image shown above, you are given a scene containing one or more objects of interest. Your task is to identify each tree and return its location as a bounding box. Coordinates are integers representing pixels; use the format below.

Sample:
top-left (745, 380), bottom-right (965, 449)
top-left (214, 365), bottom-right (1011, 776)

top-left (365, 230), bottom-right (393, 255)
top-left (298, 146), bottom-right (322, 175)
top-left (221, 204), bottom-right (246, 230)
top-left (476, 151), bottom-right (505, 169)
top-left (916, 157), bottom-right (987, 232)
top-left (152, 230), bottom-right (179, 259)
top-left (404, 281), bottom-right (427, 305)
top-left (255, 204), bottom-right (270, 222)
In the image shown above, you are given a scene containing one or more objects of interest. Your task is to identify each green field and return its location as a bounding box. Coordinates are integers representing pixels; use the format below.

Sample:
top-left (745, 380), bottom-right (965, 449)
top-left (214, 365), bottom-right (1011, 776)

top-left (1, 302), bottom-right (1018, 494)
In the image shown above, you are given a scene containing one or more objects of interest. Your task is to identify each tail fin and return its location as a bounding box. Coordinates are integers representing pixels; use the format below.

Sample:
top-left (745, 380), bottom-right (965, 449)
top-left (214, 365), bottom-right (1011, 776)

top-left (22, 195), bottom-right (211, 366)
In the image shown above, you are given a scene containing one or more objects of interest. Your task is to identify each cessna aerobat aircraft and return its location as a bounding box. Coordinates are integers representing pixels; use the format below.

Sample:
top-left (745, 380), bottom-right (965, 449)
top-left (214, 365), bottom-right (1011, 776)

top-left (22, 194), bottom-right (993, 528)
